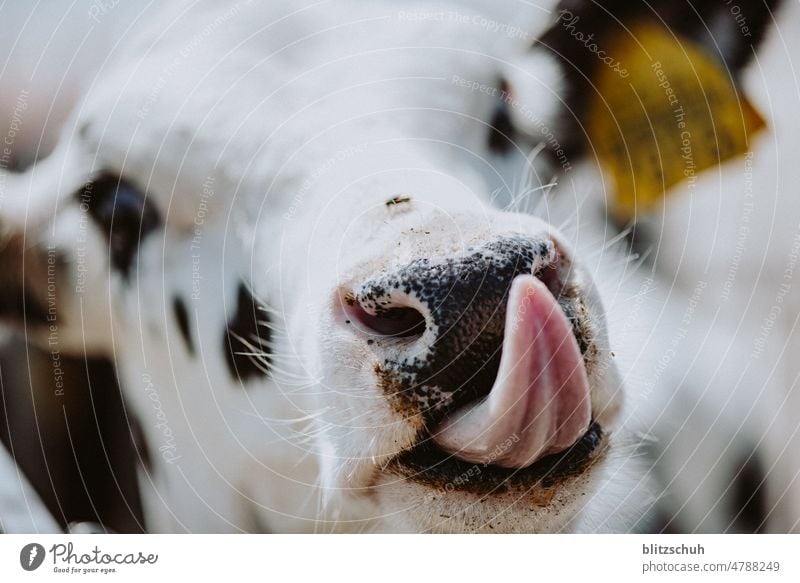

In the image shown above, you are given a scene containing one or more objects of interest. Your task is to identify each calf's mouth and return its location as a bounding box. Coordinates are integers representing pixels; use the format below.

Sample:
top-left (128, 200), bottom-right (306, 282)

top-left (345, 237), bottom-right (605, 494)
top-left (389, 270), bottom-right (603, 494)
top-left (391, 422), bottom-right (604, 496)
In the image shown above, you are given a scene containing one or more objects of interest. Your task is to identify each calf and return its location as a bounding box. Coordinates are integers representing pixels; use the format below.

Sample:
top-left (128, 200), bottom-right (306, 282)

top-left (0, 0), bottom-right (779, 532)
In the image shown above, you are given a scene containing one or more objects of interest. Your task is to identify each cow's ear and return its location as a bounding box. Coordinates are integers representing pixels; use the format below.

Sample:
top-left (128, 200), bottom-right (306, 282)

top-left (507, 0), bottom-right (783, 221)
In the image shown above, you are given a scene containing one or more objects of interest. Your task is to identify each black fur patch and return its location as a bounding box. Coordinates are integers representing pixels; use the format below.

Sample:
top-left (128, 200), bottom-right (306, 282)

top-left (0, 234), bottom-right (62, 327)
top-left (223, 283), bottom-right (271, 383)
top-left (129, 415), bottom-right (152, 473)
top-left (0, 286), bottom-right (49, 325)
top-left (487, 80), bottom-right (515, 153)
top-left (172, 296), bottom-right (194, 356)
top-left (731, 449), bottom-right (768, 533)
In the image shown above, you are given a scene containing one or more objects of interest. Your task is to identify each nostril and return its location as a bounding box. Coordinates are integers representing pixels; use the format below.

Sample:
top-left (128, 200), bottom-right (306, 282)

top-left (346, 301), bottom-right (426, 339)
top-left (536, 254), bottom-right (565, 299)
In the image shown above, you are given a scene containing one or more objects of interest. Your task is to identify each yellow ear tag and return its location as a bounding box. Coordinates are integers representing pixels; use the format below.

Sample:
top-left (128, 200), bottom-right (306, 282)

top-left (586, 22), bottom-right (765, 222)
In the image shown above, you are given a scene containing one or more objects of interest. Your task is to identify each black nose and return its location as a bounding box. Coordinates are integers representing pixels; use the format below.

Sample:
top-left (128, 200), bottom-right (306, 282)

top-left (349, 235), bottom-right (563, 421)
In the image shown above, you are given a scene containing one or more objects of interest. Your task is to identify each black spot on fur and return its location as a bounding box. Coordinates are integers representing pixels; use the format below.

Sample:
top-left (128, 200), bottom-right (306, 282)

top-left (223, 283), bottom-right (271, 384)
top-left (0, 235), bottom-right (66, 327)
top-left (1, 351), bottom-right (145, 532)
top-left (79, 174), bottom-right (161, 278)
top-left (129, 415), bottom-right (152, 473)
top-left (731, 449), bottom-right (768, 533)
top-left (487, 81), bottom-right (515, 154)
top-left (0, 286), bottom-right (49, 325)
top-left (172, 296), bottom-right (194, 356)
top-left (78, 122), bottom-right (91, 140)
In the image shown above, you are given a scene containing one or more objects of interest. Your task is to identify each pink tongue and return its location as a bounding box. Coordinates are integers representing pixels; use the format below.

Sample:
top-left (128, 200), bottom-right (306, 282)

top-left (432, 274), bottom-right (591, 468)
